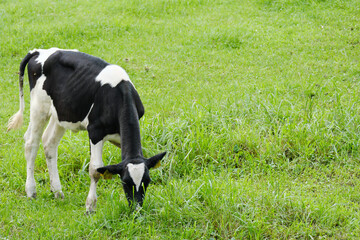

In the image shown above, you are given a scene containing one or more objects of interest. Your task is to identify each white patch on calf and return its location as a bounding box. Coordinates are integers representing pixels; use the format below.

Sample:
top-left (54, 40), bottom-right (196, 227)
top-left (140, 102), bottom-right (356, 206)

top-left (104, 133), bottom-right (121, 143)
top-left (86, 140), bottom-right (105, 212)
top-left (30, 48), bottom-right (79, 68)
top-left (32, 48), bottom-right (60, 66)
top-left (56, 120), bottom-right (87, 132)
top-left (25, 74), bottom-right (52, 199)
top-left (30, 75), bottom-right (52, 114)
top-left (95, 65), bottom-right (132, 87)
top-left (127, 163), bottom-right (145, 191)
top-left (53, 104), bottom-right (94, 132)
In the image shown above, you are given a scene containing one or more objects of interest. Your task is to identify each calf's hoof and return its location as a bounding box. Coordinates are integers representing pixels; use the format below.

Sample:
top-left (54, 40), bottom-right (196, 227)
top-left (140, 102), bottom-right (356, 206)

top-left (26, 184), bottom-right (37, 199)
top-left (86, 198), bottom-right (97, 213)
top-left (27, 192), bottom-right (37, 199)
top-left (54, 191), bottom-right (64, 199)
top-left (85, 209), bottom-right (96, 216)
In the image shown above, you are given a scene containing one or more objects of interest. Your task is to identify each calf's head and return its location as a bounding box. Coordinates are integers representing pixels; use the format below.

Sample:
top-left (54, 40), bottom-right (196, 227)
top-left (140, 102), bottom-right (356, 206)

top-left (97, 152), bottom-right (166, 208)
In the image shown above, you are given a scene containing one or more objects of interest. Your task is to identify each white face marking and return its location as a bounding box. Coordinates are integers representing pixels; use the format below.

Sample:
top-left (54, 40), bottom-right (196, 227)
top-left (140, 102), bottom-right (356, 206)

top-left (127, 163), bottom-right (145, 191)
top-left (95, 65), bottom-right (132, 87)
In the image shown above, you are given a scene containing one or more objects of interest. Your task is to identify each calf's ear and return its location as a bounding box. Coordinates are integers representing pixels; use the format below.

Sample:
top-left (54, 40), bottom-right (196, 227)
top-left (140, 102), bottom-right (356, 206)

top-left (97, 164), bottom-right (123, 179)
top-left (146, 152), bottom-right (167, 169)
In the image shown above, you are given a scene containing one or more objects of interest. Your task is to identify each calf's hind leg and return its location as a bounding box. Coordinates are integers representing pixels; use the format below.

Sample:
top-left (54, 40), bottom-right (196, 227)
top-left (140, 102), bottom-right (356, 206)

top-left (24, 112), bottom-right (49, 198)
top-left (42, 116), bottom-right (66, 199)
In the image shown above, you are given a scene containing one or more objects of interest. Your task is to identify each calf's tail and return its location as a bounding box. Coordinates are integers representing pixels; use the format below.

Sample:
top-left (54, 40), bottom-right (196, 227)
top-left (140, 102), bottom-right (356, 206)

top-left (7, 51), bottom-right (37, 131)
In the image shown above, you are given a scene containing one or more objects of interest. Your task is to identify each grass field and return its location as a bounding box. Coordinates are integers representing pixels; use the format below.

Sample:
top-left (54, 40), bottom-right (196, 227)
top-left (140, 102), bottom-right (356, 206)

top-left (1, 0), bottom-right (360, 239)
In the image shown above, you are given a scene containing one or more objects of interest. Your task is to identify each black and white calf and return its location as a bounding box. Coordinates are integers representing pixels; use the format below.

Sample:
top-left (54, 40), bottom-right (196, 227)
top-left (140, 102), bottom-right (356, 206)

top-left (7, 48), bottom-right (166, 212)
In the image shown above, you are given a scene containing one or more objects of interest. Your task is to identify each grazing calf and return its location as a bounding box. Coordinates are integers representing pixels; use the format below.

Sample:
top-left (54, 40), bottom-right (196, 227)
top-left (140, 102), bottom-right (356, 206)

top-left (7, 48), bottom-right (166, 212)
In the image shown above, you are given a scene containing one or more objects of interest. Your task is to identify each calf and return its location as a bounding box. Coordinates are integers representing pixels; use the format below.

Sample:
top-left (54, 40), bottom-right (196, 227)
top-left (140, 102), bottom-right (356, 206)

top-left (7, 48), bottom-right (166, 212)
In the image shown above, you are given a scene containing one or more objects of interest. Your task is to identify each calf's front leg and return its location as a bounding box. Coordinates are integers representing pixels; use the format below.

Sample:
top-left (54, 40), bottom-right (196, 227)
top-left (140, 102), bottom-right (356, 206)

top-left (86, 140), bottom-right (104, 213)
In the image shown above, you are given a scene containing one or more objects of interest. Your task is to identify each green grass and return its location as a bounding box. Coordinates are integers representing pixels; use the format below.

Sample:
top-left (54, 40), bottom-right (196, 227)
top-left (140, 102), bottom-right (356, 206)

top-left (1, 0), bottom-right (360, 239)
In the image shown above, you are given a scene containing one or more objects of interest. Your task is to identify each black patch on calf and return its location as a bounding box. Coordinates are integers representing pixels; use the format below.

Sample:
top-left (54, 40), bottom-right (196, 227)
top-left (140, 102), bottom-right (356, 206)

top-left (87, 84), bottom-right (123, 144)
top-left (41, 51), bottom-right (108, 123)
top-left (27, 56), bottom-right (42, 90)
